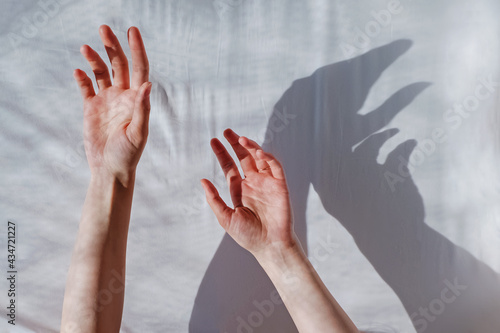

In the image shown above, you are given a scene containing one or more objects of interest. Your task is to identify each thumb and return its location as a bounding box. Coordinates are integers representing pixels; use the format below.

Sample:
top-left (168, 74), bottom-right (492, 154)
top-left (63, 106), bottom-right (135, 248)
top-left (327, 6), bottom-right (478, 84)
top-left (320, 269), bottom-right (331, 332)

top-left (200, 179), bottom-right (232, 230)
top-left (127, 81), bottom-right (152, 148)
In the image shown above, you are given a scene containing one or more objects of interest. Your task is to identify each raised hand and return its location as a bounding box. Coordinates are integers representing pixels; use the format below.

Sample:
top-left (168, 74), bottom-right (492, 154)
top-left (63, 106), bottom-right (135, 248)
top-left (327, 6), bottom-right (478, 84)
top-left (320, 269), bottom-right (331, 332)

top-left (201, 128), bottom-right (297, 258)
top-left (74, 24), bottom-right (151, 186)
top-left (201, 129), bottom-right (359, 332)
top-left (61, 25), bottom-right (150, 333)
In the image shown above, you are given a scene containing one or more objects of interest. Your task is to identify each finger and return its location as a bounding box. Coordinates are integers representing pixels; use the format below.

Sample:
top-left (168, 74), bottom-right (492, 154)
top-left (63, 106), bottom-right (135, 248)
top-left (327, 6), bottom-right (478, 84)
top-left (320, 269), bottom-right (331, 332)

top-left (211, 138), bottom-right (241, 181)
top-left (238, 136), bottom-right (263, 155)
top-left (351, 39), bottom-right (412, 106)
top-left (127, 27), bottom-right (149, 90)
top-left (200, 179), bottom-right (233, 230)
top-left (127, 82), bottom-right (152, 148)
top-left (223, 128), bottom-right (258, 174)
top-left (211, 138), bottom-right (243, 207)
top-left (256, 149), bottom-right (286, 180)
top-left (99, 25), bottom-right (130, 89)
top-left (385, 139), bottom-right (418, 172)
top-left (80, 44), bottom-right (112, 90)
top-left (239, 136), bottom-right (270, 171)
top-left (353, 128), bottom-right (399, 160)
top-left (238, 136), bottom-right (263, 150)
top-left (256, 159), bottom-right (272, 174)
top-left (73, 69), bottom-right (95, 99)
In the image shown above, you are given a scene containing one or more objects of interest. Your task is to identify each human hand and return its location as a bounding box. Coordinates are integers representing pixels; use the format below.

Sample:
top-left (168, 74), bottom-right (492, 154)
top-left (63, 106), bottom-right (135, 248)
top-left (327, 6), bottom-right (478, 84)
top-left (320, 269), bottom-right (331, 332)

top-left (74, 25), bottom-right (151, 186)
top-left (201, 129), bottom-right (298, 259)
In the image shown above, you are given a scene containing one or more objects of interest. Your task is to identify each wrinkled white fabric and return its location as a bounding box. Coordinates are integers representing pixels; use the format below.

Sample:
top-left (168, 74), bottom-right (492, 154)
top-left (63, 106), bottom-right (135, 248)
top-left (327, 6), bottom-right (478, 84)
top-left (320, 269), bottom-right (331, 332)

top-left (1, 1), bottom-right (500, 332)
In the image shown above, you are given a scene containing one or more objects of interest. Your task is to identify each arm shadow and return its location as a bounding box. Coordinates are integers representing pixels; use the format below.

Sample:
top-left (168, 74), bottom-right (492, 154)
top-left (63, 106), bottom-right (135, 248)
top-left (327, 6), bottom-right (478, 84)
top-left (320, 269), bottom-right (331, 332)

top-left (190, 40), bottom-right (500, 333)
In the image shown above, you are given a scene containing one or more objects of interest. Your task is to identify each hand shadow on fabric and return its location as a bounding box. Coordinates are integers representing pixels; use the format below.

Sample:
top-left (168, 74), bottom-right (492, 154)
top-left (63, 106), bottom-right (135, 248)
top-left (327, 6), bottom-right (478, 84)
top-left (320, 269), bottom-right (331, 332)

top-left (189, 40), bottom-right (500, 333)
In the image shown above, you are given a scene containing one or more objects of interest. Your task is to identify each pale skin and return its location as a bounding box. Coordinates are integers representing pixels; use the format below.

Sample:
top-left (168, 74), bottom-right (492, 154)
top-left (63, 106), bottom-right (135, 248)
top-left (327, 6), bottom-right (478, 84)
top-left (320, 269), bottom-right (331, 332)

top-left (60, 25), bottom-right (150, 333)
top-left (201, 128), bottom-right (359, 333)
top-left (60, 24), bottom-right (357, 333)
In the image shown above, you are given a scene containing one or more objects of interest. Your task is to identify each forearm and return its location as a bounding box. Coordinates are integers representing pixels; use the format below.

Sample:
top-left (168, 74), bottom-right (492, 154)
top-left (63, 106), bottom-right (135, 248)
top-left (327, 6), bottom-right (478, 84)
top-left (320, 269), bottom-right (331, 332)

top-left (256, 242), bottom-right (358, 333)
top-left (61, 171), bottom-right (135, 333)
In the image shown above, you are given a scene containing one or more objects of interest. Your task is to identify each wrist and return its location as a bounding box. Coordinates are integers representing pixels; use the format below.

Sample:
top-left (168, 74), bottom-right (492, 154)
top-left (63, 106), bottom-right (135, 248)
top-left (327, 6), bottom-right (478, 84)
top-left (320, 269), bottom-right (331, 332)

top-left (90, 167), bottom-right (136, 189)
top-left (81, 169), bottom-right (136, 252)
top-left (253, 239), bottom-right (311, 298)
top-left (254, 236), bottom-right (306, 272)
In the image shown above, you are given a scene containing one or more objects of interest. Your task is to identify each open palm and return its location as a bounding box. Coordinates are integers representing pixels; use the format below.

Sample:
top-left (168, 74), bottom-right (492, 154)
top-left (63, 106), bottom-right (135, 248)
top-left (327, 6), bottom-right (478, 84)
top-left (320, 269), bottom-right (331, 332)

top-left (201, 129), bottom-right (296, 256)
top-left (75, 25), bottom-right (151, 184)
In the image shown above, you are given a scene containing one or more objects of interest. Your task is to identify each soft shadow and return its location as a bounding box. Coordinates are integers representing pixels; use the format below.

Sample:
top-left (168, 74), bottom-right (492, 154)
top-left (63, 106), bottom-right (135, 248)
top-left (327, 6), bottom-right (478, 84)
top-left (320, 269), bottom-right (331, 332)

top-left (190, 40), bottom-right (500, 333)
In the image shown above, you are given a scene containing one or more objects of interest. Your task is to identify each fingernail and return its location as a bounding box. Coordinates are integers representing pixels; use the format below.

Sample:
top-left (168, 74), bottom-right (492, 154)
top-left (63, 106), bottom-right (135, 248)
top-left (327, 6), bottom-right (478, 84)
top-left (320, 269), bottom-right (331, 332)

top-left (99, 24), bottom-right (108, 35)
top-left (73, 69), bottom-right (81, 78)
top-left (224, 128), bottom-right (236, 136)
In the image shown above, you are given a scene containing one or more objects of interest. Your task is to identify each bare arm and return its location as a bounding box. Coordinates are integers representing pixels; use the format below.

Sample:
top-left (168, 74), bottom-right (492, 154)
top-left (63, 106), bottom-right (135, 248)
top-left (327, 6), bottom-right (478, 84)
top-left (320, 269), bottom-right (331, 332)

top-left (201, 129), bottom-right (358, 333)
top-left (61, 25), bottom-right (151, 333)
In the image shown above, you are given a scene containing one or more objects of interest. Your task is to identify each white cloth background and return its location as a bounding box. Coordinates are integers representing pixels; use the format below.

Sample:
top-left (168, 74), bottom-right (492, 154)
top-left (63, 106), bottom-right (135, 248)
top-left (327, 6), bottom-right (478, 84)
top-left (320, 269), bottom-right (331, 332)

top-left (1, 0), bottom-right (500, 332)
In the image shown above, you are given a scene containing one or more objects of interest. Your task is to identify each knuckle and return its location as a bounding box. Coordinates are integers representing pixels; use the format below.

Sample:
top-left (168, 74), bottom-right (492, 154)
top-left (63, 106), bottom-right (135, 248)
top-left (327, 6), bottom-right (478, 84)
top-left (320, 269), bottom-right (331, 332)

top-left (92, 68), bottom-right (108, 76)
top-left (221, 161), bottom-right (234, 171)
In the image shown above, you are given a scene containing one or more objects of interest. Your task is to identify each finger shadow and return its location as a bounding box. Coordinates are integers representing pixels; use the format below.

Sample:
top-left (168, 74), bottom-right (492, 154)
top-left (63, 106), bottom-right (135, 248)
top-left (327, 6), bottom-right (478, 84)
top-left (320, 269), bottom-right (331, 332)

top-left (190, 39), bottom-right (500, 333)
top-left (265, 39), bottom-right (500, 332)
